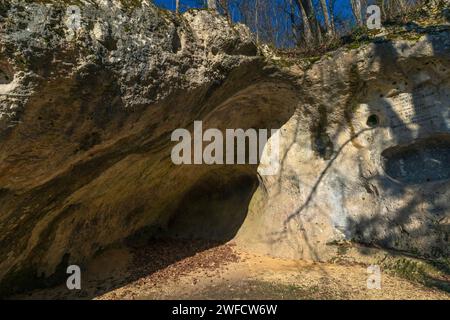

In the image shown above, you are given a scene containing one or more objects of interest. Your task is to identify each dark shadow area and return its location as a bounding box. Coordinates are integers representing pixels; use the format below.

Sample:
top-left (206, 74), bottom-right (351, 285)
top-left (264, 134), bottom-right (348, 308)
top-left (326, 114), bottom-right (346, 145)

top-left (0, 69), bottom-right (12, 84)
top-left (11, 169), bottom-right (258, 300)
top-left (13, 166), bottom-right (258, 299)
top-left (382, 133), bottom-right (450, 184)
top-left (0, 62), bottom-right (13, 85)
top-left (345, 34), bottom-right (450, 263)
top-left (14, 238), bottom-right (238, 300)
top-left (444, 8), bottom-right (450, 22)
top-left (163, 173), bottom-right (258, 242)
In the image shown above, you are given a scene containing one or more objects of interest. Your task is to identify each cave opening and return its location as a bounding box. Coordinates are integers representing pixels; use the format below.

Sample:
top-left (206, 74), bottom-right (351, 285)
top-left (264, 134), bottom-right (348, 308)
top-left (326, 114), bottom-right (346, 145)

top-left (366, 114), bottom-right (380, 127)
top-left (162, 172), bottom-right (258, 242)
top-left (101, 171), bottom-right (260, 299)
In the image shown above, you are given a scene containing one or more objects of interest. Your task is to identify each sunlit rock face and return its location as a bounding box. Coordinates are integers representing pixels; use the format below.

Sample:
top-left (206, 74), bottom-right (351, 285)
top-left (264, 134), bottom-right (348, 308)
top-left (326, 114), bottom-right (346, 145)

top-left (0, 0), bottom-right (300, 295)
top-left (237, 31), bottom-right (450, 261)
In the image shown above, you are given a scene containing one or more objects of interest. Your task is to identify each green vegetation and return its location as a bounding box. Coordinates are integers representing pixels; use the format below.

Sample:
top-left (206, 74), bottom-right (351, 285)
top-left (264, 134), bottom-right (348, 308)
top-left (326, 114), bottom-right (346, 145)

top-left (381, 257), bottom-right (450, 293)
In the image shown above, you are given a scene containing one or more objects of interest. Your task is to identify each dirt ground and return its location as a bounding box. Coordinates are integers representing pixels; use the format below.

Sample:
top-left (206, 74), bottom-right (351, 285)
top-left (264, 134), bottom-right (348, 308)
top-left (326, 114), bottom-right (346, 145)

top-left (16, 240), bottom-right (450, 300)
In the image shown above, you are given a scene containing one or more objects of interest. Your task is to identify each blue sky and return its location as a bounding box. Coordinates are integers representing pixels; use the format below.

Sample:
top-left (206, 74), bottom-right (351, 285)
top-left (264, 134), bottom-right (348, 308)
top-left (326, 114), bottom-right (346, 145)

top-left (153, 0), bottom-right (356, 47)
top-left (153, 0), bottom-right (354, 20)
top-left (153, 0), bottom-right (204, 11)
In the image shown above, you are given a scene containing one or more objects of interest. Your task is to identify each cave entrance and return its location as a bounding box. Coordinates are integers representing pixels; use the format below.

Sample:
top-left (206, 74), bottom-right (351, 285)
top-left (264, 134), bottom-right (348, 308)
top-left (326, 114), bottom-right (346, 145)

top-left (163, 172), bottom-right (258, 242)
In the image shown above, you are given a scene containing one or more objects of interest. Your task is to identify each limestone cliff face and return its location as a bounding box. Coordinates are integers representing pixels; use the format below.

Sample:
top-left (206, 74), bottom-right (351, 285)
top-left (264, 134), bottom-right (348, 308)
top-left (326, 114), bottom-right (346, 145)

top-left (0, 0), bottom-right (299, 294)
top-left (236, 5), bottom-right (450, 261)
top-left (0, 0), bottom-right (449, 295)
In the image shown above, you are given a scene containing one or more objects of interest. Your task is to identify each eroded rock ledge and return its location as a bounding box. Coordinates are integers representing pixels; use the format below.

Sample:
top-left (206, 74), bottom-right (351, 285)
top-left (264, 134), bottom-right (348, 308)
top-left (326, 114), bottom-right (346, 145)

top-left (0, 0), bottom-right (300, 295)
top-left (0, 0), bottom-right (449, 295)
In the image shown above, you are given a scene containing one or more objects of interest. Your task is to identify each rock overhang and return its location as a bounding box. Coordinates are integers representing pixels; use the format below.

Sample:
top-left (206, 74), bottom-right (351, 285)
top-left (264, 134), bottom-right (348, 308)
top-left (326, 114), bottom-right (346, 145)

top-left (0, 0), bottom-right (449, 296)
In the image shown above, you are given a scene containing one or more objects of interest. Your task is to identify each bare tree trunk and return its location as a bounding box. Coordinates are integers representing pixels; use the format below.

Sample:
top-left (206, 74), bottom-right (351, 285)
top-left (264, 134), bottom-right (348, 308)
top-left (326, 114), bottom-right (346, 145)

top-left (175, 0), bottom-right (180, 13)
top-left (295, 0), bottom-right (314, 44)
top-left (255, 0), bottom-right (259, 42)
top-left (294, 0), bottom-right (321, 45)
top-left (237, 0), bottom-right (250, 25)
top-left (320, 0), bottom-right (334, 36)
top-left (397, 0), bottom-right (408, 17)
top-left (207, 0), bottom-right (217, 12)
top-left (273, 1), bottom-right (279, 45)
top-left (218, 0), bottom-right (232, 24)
top-left (378, 0), bottom-right (387, 20)
top-left (289, 0), bottom-right (298, 42)
top-left (350, 0), bottom-right (363, 26)
top-left (308, 0), bottom-right (322, 44)
top-left (329, 0), bottom-right (336, 32)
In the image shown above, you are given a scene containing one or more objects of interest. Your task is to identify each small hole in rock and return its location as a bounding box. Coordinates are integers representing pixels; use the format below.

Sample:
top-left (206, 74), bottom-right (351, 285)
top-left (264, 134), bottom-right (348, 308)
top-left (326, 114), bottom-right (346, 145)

top-left (367, 114), bottom-right (379, 127)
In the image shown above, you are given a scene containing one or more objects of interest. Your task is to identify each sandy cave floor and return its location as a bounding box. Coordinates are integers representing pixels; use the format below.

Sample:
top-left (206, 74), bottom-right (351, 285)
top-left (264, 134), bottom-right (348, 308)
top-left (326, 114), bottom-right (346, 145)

top-left (16, 240), bottom-right (450, 300)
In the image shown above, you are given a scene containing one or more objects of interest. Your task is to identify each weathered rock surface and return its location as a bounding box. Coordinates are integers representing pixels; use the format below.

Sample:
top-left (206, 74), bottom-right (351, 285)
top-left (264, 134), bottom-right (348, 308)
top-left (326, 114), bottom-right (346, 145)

top-left (0, 0), bottom-right (298, 295)
top-left (0, 0), bottom-right (449, 296)
top-left (237, 8), bottom-right (450, 260)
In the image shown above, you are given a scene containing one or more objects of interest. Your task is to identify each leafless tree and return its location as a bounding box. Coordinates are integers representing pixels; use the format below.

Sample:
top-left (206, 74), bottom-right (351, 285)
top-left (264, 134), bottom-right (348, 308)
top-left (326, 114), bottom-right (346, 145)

top-left (217, 0), bottom-right (232, 24)
top-left (320, 0), bottom-right (334, 36)
top-left (350, 0), bottom-right (363, 27)
top-left (200, 0), bottom-right (429, 53)
top-left (207, 0), bottom-right (217, 11)
top-left (294, 0), bottom-right (322, 45)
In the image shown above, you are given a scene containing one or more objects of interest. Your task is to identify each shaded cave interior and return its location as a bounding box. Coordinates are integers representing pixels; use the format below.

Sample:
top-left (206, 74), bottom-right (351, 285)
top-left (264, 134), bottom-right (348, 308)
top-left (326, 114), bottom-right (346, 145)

top-left (161, 173), bottom-right (259, 242)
